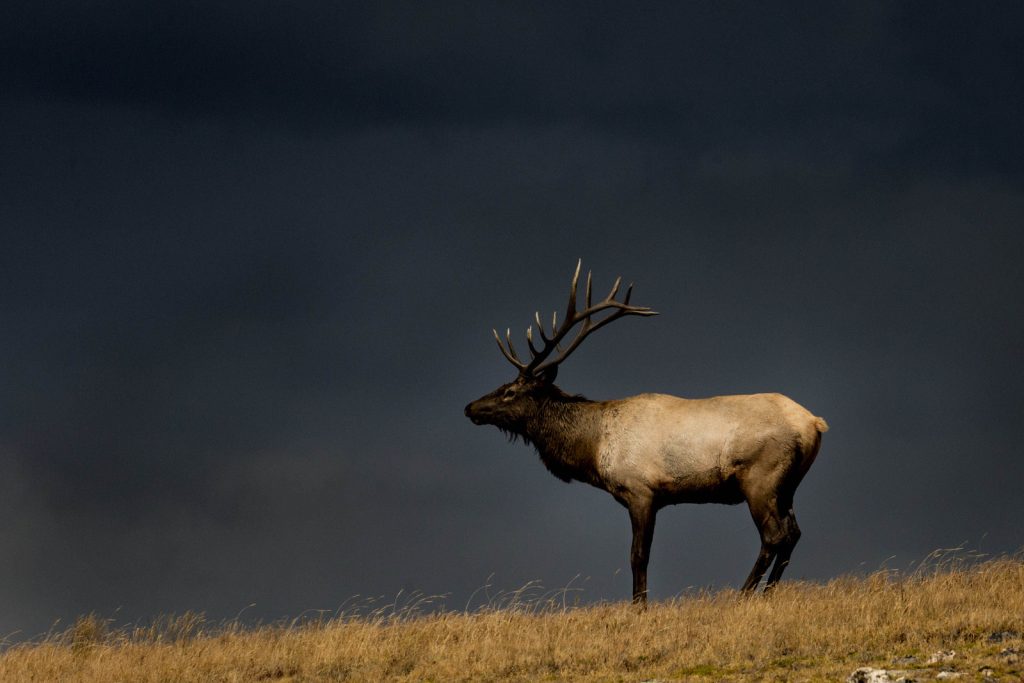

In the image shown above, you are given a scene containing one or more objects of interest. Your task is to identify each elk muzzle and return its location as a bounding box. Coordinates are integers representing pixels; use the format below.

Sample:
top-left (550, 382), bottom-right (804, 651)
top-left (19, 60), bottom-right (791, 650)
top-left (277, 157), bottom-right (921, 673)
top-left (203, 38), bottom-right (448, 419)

top-left (464, 400), bottom-right (486, 425)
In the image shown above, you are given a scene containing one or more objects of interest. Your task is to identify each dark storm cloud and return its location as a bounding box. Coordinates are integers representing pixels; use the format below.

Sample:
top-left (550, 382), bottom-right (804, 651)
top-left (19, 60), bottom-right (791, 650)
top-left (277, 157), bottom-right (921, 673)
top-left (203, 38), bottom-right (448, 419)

top-left (3, 2), bottom-right (1022, 171)
top-left (1, 1), bottom-right (1023, 639)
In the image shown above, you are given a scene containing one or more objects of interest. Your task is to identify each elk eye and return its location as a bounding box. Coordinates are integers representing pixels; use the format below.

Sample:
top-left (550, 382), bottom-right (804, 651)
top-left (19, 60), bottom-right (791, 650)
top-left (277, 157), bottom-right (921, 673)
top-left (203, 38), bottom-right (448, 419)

top-left (501, 388), bottom-right (516, 400)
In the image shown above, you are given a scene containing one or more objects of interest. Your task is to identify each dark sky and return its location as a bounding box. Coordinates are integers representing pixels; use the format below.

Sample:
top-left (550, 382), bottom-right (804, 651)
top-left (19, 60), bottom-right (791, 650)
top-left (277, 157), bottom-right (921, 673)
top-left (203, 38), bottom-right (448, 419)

top-left (2, 2), bottom-right (1023, 638)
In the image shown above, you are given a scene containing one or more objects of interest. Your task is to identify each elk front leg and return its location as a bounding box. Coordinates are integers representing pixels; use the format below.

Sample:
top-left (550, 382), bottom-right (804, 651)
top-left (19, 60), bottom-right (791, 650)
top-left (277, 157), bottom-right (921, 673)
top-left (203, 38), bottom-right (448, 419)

top-left (628, 499), bottom-right (656, 606)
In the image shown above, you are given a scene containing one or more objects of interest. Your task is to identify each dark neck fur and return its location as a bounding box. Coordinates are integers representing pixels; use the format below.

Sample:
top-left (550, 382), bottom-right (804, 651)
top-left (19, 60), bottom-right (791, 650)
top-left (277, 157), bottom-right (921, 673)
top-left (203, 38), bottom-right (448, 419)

top-left (521, 393), bottom-right (601, 484)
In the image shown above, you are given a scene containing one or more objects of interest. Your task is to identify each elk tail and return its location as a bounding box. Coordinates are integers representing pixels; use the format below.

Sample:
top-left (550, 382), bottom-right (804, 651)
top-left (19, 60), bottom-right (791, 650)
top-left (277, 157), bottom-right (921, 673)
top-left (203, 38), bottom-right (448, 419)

top-left (814, 416), bottom-right (830, 433)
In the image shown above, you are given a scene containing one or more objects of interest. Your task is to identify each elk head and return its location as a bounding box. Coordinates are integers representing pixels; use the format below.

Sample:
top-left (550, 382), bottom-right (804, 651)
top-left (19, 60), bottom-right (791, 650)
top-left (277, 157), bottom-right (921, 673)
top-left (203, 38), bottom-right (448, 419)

top-left (464, 260), bottom-right (657, 434)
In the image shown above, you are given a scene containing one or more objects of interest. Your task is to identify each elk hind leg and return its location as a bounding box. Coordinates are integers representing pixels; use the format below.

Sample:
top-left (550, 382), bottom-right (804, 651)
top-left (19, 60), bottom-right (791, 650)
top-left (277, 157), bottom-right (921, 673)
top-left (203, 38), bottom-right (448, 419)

top-left (741, 498), bottom-right (787, 593)
top-left (740, 541), bottom-right (776, 593)
top-left (764, 512), bottom-right (801, 590)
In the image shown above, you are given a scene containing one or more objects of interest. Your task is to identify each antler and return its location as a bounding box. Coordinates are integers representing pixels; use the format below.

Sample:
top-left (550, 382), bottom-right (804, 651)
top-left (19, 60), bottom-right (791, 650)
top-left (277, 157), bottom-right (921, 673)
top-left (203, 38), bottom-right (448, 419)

top-left (493, 259), bottom-right (658, 377)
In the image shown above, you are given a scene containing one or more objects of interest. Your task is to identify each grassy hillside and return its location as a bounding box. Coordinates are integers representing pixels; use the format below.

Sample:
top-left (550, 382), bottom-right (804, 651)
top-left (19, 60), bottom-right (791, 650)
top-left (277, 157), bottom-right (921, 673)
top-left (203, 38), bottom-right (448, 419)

top-left (2, 556), bottom-right (1022, 682)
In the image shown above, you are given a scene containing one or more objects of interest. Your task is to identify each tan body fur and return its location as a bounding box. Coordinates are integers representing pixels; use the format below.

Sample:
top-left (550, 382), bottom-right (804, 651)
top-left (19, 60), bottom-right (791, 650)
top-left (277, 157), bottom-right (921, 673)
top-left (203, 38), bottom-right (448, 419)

top-left (593, 393), bottom-right (824, 506)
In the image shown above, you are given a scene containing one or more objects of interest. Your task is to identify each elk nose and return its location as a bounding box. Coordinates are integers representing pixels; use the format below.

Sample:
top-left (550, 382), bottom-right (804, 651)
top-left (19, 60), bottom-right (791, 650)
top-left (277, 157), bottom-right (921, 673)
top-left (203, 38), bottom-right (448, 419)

top-left (464, 403), bottom-right (484, 424)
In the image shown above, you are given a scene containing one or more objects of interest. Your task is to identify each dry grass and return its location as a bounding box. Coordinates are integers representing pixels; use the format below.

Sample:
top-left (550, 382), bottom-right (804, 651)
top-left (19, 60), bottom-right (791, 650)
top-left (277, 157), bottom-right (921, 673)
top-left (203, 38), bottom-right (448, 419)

top-left (2, 555), bottom-right (1023, 682)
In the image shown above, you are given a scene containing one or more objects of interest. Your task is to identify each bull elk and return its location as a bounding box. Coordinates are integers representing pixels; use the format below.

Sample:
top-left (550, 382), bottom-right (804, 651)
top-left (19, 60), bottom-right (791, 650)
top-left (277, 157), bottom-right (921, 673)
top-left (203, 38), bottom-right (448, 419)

top-left (464, 260), bottom-right (828, 604)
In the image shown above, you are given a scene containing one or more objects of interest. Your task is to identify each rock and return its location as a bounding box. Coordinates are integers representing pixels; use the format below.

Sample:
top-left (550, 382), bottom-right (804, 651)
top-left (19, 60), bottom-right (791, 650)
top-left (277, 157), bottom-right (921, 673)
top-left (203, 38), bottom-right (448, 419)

top-left (847, 665), bottom-right (929, 683)
top-left (926, 650), bottom-right (956, 665)
top-left (891, 655), bottom-right (918, 666)
top-left (987, 629), bottom-right (1020, 643)
top-left (935, 672), bottom-right (962, 680)
top-left (999, 646), bottom-right (1020, 664)
top-left (846, 668), bottom-right (925, 683)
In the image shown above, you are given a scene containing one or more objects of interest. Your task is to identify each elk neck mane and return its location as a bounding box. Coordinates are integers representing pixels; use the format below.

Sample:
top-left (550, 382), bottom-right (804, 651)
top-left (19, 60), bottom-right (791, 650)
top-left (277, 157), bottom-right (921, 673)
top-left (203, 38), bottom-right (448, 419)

top-left (518, 388), bottom-right (602, 484)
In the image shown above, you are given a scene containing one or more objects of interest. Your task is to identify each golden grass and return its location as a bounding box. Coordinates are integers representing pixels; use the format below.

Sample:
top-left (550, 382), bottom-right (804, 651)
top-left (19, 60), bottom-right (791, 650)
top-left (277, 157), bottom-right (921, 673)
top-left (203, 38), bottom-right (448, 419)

top-left (2, 556), bottom-right (1022, 682)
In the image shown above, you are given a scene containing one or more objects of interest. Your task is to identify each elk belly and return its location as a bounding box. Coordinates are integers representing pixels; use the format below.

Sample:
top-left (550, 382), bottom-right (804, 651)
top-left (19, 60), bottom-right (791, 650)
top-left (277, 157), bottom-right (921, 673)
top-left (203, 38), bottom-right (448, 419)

top-left (650, 433), bottom-right (743, 504)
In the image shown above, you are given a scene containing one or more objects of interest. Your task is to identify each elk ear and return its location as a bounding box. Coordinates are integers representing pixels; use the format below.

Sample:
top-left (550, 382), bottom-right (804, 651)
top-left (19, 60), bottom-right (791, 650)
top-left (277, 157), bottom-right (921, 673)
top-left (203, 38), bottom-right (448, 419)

top-left (537, 365), bottom-right (558, 384)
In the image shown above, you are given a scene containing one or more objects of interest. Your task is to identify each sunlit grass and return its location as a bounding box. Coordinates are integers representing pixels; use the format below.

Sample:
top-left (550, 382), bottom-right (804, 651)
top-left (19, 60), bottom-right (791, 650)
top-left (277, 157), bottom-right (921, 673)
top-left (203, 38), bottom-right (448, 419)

top-left (1, 551), bottom-right (1022, 681)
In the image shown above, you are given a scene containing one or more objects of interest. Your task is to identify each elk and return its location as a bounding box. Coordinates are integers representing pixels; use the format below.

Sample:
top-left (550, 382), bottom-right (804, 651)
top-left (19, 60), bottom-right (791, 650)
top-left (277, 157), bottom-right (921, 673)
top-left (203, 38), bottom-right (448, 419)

top-left (464, 260), bottom-right (828, 605)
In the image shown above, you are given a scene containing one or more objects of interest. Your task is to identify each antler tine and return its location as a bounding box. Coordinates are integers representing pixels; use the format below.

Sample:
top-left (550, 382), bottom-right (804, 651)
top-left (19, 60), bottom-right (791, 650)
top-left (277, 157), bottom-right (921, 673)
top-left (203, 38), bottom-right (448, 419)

top-left (565, 258), bottom-right (582, 320)
top-left (535, 311), bottom-right (553, 343)
top-left (607, 275), bottom-right (622, 301)
top-left (538, 299), bottom-right (657, 372)
top-left (504, 328), bottom-right (524, 364)
top-left (529, 265), bottom-right (657, 375)
top-left (526, 325), bottom-right (543, 356)
top-left (493, 328), bottom-right (527, 369)
top-left (495, 260), bottom-right (656, 377)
